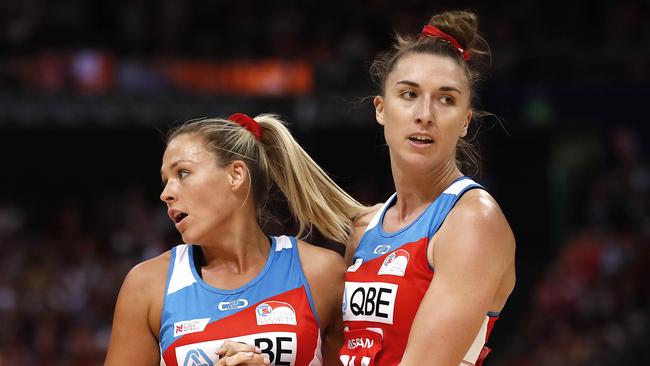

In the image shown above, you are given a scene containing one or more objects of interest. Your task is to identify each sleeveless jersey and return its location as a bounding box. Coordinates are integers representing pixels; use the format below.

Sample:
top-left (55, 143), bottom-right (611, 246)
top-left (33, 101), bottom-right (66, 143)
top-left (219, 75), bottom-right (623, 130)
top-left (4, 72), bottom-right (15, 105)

top-left (159, 235), bottom-right (322, 366)
top-left (339, 177), bottom-right (499, 366)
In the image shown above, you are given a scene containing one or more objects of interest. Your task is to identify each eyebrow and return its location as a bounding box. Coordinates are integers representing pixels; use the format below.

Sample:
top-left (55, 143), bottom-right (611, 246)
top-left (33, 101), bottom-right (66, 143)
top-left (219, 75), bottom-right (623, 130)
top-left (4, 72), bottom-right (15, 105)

top-left (160, 159), bottom-right (190, 179)
top-left (395, 80), bottom-right (463, 94)
top-left (439, 86), bottom-right (463, 94)
top-left (395, 80), bottom-right (420, 88)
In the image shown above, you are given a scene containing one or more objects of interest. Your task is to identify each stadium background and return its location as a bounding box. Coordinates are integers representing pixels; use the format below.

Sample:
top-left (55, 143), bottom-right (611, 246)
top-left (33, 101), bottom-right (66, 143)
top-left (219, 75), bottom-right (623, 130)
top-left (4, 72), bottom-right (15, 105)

top-left (0, 0), bottom-right (648, 364)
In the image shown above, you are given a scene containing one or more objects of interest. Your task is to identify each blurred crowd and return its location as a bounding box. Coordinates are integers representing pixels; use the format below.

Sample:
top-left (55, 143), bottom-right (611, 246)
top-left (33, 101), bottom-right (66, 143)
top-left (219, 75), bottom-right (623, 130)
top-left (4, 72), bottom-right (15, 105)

top-left (1, 0), bottom-right (649, 96)
top-left (0, 188), bottom-right (176, 365)
top-left (492, 128), bottom-right (650, 366)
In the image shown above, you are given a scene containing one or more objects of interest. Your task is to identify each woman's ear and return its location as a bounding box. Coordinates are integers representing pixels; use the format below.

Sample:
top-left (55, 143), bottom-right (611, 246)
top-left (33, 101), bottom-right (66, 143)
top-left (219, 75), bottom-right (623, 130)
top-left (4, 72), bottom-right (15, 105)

top-left (228, 160), bottom-right (248, 191)
top-left (374, 95), bottom-right (385, 126)
top-left (460, 110), bottom-right (473, 137)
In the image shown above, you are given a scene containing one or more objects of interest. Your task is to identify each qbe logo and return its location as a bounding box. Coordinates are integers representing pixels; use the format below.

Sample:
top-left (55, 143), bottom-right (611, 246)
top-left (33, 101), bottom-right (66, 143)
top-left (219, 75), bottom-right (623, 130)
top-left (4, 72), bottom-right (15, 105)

top-left (175, 332), bottom-right (297, 366)
top-left (342, 281), bottom-right (398, 324)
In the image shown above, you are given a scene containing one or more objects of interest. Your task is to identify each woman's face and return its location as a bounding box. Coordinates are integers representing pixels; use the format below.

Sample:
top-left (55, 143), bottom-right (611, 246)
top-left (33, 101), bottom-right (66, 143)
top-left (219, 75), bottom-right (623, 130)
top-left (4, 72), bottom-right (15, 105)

top-left (374, 52), bottom-right (472, 172)
top-left (160, 133), bottom-right (239, 244)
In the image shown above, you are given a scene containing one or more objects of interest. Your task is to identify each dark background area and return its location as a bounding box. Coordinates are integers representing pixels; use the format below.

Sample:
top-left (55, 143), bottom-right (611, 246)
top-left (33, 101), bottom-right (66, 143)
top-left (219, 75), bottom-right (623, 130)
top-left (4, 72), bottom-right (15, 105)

top-left (0, 0), bottom-right (648, 365)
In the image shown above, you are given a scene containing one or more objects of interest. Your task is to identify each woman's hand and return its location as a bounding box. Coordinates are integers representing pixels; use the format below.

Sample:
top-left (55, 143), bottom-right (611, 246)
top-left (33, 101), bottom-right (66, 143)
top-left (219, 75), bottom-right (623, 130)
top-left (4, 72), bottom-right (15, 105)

top-left (215, 340), bottom-right (270, 366)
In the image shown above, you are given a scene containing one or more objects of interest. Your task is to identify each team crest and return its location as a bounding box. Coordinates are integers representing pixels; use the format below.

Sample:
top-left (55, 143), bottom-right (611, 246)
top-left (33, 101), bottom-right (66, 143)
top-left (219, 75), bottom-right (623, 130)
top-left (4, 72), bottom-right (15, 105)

top-left (255, 301), bottom-right (297, 326)
top-left (378, 249), bottom-right (410, 276)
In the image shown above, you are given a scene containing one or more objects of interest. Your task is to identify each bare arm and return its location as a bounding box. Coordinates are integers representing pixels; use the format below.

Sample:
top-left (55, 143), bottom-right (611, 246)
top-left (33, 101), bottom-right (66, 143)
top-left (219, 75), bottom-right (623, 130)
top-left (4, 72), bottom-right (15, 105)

top-left (104, 255), bottom-right (168, 365)
top-left (400, 192), bottom-right (516, 366)
top-left (322, 290), bottom-right (345, 366)
top-left (298, 241), bottom-right (347, 366)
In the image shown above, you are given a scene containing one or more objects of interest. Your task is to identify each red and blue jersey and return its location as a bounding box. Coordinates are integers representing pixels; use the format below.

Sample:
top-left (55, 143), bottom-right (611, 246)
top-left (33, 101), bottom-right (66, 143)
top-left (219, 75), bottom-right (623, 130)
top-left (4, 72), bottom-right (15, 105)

top-left (340, 177), bottom-right (499, 366)
top-left (159, 236), bottom-right (322, 366)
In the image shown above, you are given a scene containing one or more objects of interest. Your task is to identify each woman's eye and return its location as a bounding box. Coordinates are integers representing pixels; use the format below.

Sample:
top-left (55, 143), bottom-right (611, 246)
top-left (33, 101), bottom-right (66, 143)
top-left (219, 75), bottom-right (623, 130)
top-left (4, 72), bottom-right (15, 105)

top-left (401, 91), bottom-right (417, 99)
top-left (179, 170), bottom-right (189, 179)
top-left (440, 95), bottom-right (455, 105)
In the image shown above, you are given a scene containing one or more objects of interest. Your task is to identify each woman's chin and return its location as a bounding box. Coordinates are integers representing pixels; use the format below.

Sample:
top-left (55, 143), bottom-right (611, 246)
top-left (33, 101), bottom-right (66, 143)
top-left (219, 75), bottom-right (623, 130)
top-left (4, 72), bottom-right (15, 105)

top-left (180, 231), bottom-right (197, 244)
top-left (181, 231), bottom-right (211, 246)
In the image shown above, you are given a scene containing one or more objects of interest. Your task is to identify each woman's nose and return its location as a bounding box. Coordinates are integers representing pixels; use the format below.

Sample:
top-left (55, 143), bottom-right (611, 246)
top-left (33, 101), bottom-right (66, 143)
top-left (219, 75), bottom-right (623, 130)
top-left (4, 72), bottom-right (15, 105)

top-left (415, 99), bottom-right (434, 125)
top-left (160, 182), bottom-right (175, 202)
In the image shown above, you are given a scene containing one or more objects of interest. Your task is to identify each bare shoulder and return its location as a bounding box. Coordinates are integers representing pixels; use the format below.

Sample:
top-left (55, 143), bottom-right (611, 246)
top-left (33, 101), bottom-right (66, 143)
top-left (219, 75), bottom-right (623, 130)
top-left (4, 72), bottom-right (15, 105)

top-left (297, 240), bottom-right (346, 274)
top-left (345, 203), bottom-right (383, 262)
top-left (124, 251), bottom-right (171, 290)
top-left (451, 189), bottom-right (513, 242)
top-left (296, 240), bottom-right (346, 329)
top-left (105, 250), bottom-right (172, 363)
top-left (352, 204), bottom-right (383, 234)
top-left (433, 188), bottom-right (515, 267)
top-left (354, 204), bottom-right (383, 226)
top-left (118, 250), bottom-right (171, 325)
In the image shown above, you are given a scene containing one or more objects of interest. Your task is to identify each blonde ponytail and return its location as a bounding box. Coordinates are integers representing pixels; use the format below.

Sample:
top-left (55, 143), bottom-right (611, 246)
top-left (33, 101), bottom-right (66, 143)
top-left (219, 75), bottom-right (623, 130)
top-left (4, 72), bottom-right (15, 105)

top-left (255, 114), bottom-right (363, 243)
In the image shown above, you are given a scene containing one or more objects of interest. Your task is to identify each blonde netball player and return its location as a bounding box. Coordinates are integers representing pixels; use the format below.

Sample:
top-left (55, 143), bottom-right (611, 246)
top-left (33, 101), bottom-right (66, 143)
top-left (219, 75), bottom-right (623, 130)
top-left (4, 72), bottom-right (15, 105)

top-left (105, 113), bottom-right (364, 365)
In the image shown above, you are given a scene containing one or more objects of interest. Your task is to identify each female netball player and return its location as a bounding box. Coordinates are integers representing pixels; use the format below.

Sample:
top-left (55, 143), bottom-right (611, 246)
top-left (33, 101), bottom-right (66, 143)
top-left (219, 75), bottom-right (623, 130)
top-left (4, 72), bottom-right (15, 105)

top-left (338, 10), bottom-right (516, 366)
top-left (105, 113), bottom-right (364, 365)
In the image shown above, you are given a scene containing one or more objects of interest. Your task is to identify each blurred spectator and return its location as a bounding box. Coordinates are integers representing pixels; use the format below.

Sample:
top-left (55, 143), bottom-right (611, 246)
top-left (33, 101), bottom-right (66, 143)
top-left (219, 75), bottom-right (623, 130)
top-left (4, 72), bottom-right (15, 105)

top-left (0, 190), bottom-right (176, 364)
top-left (492, 127), bottom-right (650, 366)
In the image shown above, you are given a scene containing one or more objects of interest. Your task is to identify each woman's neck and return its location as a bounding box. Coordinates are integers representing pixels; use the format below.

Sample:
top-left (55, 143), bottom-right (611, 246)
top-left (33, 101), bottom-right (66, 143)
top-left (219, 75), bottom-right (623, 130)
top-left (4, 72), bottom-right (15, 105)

top-left (389, 157), bottom-right (463, 222)
top-left (198, 212), bottom-right (270, 275)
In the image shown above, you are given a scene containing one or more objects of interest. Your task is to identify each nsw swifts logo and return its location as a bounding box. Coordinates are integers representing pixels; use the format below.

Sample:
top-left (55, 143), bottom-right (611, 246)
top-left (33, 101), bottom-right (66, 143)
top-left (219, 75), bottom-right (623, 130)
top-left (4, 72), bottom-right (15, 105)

top-left (255, 301), bottom-right (297, 326)
top-left (378, 249), bottom-right (410, 276)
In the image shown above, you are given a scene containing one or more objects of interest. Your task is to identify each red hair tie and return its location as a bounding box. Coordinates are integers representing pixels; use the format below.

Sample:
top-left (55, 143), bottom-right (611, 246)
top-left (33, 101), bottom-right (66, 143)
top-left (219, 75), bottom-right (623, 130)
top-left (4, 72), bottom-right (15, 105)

top-left (228, 113), bottom-right (262, 141)
top-left (420, 25), bottom-right (471, 61)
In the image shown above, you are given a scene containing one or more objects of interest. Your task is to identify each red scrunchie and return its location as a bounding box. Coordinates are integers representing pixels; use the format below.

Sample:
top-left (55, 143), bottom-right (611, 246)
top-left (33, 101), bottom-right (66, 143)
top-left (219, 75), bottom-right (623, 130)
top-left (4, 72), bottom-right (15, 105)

top-left (228, 113), bottom-right (262, 141)
top-left (420, 25), bottom-right (471, 61)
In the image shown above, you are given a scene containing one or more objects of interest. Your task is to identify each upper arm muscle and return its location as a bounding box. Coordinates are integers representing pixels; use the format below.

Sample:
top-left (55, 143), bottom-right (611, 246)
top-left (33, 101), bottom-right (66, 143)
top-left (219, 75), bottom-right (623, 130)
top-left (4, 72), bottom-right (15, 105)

top-left (297, 241), bottom-right (346, 366)
top-left (104, 256), bottom-right (168, 365)
top-left (401, 192), bottom-right (515, 365)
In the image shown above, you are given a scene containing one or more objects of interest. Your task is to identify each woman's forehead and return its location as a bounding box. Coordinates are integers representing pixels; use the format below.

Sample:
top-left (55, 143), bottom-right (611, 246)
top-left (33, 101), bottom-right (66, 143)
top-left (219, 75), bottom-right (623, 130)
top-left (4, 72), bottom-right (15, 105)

top-left (163, 134), bottom-right (210, 163)
top-left (388, 53), bottom-right (468, 89)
